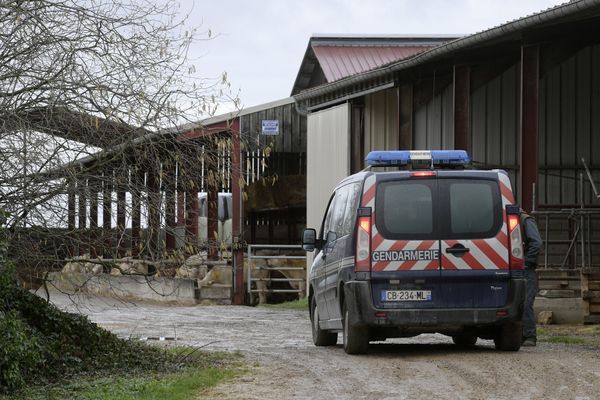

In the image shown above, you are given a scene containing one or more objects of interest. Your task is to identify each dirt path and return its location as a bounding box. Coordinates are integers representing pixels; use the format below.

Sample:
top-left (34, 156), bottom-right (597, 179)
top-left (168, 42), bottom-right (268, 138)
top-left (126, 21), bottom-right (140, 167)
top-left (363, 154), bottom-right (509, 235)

top-left (49, 291), bottom-right (600, 400)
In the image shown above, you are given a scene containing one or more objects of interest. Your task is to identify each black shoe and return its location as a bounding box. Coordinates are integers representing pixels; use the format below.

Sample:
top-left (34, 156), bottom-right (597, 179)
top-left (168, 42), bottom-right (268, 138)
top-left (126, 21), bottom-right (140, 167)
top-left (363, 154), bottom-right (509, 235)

top-left (522, 337), bottom-right (537, 347)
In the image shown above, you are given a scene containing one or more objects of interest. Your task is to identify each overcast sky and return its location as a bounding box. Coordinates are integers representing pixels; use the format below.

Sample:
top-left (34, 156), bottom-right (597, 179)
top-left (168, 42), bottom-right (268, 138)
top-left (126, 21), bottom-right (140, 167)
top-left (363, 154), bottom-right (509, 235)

top-left (183, 0), bottom-right (565, 114)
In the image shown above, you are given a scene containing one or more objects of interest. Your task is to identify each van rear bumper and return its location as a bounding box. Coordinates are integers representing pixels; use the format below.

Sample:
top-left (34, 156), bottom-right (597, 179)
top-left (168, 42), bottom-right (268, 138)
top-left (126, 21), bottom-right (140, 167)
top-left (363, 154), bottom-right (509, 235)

top-left (344, 278), bottom-right (526, 328)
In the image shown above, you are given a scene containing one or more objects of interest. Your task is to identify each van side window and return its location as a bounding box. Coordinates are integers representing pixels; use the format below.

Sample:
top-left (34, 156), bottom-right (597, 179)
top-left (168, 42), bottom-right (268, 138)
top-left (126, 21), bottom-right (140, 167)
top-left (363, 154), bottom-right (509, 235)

top-left (334, 187), bottom-right (350, 237)
top-left (341, 183), bottom-right (361, 236)
top-left (322, 193), bottom-right (337, 239)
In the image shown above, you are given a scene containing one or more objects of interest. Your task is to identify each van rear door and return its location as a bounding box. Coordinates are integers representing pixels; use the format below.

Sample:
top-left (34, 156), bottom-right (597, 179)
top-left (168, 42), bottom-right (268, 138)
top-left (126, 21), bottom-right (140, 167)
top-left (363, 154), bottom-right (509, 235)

top-left (368, 173), bottom-right (442, 309)
top-left (437, 172), bottom-right (510, 308)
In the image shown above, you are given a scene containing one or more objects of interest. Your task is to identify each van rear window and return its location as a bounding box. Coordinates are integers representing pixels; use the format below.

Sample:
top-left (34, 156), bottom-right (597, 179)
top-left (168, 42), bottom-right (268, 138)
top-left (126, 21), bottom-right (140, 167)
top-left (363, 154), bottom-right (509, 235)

top-left (448, 182), bottom-right (495, 234)
top-left (376, 181), bottom-right (434, 239)
top-left (375, 177), bottom-right (502, 240)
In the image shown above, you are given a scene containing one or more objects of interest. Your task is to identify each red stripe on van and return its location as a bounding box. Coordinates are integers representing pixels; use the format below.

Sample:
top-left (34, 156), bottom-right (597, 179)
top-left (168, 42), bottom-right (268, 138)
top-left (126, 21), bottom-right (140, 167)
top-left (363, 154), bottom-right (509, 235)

top-left (473, 239), bottom-right (509, 269)
top-left (371, 240), bottom-right (409, 272)
top-left (398, 241), bottom-right (437, 271)
top-left (499, 181), bottom-right (514, 203)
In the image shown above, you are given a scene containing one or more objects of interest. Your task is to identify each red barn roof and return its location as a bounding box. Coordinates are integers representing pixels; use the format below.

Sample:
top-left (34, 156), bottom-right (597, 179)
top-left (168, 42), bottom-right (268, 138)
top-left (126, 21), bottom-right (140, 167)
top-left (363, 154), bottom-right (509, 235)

top-left (291, 35), bottom-right (459, 95)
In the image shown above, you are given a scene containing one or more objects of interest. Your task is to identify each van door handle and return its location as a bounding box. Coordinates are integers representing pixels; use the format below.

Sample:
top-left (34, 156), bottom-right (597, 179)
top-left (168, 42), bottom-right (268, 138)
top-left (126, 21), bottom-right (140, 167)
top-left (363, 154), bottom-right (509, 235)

top-left (445, 244), bottom-right (470, 256)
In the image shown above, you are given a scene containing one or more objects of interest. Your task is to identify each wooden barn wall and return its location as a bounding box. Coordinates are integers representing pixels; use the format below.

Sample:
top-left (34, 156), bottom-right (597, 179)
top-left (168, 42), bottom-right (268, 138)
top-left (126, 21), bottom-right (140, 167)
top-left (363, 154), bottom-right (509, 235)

top-left (413, 84), bottom-right (454, 150)
top-left (470, 64), bottom-right (519, 195)
top-left (240, 102), bottom-right (307, 154)
top-left (364, 88), bottom-right (398, 153)
top-left (538, 44), bottom-right (600, 206)
top-left (240, 102), bottom-right (307, 177)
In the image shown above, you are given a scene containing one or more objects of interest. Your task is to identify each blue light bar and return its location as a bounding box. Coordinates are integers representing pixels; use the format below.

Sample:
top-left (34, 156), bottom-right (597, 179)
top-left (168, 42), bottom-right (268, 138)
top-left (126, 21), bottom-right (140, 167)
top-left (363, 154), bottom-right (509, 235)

top-left (365, 150), bottom-right (470, 168)
top-left (431, 150), bottom-right (471, 166)
top-left (365, 150), bottom-right (411, 166)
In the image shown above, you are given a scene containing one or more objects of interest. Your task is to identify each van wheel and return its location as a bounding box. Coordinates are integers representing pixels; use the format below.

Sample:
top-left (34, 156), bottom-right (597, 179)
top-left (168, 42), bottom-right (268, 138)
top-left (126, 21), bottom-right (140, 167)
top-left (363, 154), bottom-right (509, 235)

top-left (494, 322), bottom-right (522, 351)
top-left (452, 335), bottom-right (477, 347)
top-left (311, 297), bottom-right (337, 346)
top-left (342, 301), bottom-right (369, 354)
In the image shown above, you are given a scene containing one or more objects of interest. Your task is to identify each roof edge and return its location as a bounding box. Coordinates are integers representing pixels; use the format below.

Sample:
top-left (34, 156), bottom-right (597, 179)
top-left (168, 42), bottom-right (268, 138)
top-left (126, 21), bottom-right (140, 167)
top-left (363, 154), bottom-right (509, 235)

top-left (294, 0), bottom-right (600, 102)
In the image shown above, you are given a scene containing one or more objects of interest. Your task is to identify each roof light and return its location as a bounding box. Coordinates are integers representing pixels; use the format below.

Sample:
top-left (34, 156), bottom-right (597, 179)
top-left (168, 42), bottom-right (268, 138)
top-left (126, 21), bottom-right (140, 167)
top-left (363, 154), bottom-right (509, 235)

top-left (365, 150), bottom-right (470, 168)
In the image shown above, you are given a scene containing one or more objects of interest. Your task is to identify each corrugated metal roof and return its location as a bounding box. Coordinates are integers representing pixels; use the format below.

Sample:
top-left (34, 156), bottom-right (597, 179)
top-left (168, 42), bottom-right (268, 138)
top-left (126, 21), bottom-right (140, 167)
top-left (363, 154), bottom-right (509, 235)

top-left (295, 0), bottom-right (600, 102)
top-left (291, 36), bottom-right (456, 95)
top-left (312, 45), bottom-right (432, 83)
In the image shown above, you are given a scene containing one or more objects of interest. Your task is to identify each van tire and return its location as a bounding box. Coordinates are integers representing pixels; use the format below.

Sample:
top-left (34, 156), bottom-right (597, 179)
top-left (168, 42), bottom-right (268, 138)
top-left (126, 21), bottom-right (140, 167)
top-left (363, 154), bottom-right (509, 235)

top-left (452, 335), bottom-right (477, 347)
top-left (342, 301), bottom-right (369, 354)
top-left (494, 322), bottom-right (522, 351)
top-left (311, 297), bottom-right (337, 346)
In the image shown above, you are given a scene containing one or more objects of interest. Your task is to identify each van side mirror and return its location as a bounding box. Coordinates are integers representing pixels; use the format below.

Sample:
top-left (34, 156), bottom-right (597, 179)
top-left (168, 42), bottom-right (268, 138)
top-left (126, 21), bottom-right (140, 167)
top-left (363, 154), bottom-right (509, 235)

top-left (302, 228), bottom-right (317, 252)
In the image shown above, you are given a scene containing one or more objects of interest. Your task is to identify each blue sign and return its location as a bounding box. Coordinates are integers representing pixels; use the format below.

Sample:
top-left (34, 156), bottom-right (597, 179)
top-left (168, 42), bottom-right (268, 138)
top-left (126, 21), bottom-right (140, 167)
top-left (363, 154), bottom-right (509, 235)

top-left (261, 120), bottom-right (279, 135)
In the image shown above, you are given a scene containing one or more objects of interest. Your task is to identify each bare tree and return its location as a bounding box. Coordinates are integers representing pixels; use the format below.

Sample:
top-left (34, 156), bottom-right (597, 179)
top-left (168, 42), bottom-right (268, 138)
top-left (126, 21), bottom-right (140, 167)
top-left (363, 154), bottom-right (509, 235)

top-left (0, 0), bottom-right (241, 286)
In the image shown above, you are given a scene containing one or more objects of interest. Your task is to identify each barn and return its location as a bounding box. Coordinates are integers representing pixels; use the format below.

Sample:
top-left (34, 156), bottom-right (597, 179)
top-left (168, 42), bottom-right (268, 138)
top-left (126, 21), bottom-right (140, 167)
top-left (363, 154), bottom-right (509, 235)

top-left (292, 1), bottom-right (600, 321)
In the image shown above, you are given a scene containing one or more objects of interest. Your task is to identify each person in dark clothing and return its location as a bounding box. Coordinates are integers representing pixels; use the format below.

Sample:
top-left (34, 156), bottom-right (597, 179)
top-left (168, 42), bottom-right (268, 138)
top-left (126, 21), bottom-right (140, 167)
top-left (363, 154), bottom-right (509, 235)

top-left (520, 210), bottom-right (543, 346)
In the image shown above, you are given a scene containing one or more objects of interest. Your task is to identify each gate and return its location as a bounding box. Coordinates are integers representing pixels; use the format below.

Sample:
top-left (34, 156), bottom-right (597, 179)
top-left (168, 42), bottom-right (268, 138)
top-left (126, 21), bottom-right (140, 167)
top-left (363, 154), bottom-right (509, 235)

top-left (246, 244), bottom-right (306, 304)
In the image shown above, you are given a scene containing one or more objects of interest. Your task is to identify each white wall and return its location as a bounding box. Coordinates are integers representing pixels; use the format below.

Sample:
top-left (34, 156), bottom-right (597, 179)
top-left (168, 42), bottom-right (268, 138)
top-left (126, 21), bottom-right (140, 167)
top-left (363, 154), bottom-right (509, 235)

top-left (306, 103), bottom-right (350, 274)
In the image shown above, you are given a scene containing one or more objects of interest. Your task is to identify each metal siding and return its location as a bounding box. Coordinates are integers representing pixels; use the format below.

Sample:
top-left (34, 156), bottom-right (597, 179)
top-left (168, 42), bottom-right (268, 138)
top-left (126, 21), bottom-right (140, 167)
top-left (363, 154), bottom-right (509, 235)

top-left (561, 57), bottom-right (576, 204)
top-left (306, 104), bottom-right (350, 271)
top-left (546, 64), bottom-right (562, 204)
top-left (414, 104), bottom-right (428, 149)
top-left (427, 94), bottom-right (442, 149)
top-left (364, 89), bottom-right (399, 151)
top-left (441, 84), bottom-right (454, 149)
top-left (538, 44), bottom-right (600, 206)
top-left (501, 65), bottom-right (518, 167)
top-left (539, 77), bottom-right (547, 204)
top-left (471, 85), bottom-right (487, 165)
top-left (592, 46), bottom-right (600, 202)
top-left (413, 86), bottom-right (453, 150)
top-left (486, 76), bottom-right (502, 165)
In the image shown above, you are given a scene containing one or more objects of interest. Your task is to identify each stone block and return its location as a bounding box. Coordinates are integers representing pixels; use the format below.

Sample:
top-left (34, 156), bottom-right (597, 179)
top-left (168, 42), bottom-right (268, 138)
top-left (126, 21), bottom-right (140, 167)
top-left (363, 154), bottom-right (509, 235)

top-left (534, 296), bottom-right (584, 324)
top-left (537, 310), bottom-right (553, 325)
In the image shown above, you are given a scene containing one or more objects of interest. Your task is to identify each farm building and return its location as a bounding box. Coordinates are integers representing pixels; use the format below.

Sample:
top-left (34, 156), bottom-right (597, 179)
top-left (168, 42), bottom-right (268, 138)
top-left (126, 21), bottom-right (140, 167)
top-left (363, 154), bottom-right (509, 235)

top-left (292, 0), bottom-right (600, 321)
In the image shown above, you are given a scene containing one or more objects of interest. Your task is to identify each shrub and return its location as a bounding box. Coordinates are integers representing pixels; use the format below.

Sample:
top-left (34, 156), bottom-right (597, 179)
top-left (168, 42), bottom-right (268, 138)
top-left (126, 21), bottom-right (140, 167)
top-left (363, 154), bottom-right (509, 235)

top-left (0, 311), bottom-right (42, 392)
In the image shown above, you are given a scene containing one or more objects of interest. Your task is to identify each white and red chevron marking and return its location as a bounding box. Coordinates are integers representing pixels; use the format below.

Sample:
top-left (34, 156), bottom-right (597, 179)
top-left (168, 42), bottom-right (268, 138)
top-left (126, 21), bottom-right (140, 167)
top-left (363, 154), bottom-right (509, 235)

top-left (498, 172), bottom-right (515, 205)
top-left (361, 174), bottom-right (376, 208)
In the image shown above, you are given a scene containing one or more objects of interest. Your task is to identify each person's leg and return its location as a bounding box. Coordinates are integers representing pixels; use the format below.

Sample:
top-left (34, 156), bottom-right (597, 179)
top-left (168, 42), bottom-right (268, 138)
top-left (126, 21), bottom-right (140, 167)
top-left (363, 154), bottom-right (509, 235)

top-left (522, 268), bottom-right (538, 345)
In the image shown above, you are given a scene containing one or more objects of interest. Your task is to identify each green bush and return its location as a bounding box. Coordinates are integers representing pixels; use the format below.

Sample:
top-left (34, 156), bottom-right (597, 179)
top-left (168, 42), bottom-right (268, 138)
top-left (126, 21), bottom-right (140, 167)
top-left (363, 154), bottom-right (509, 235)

top-left (0, 311), bottom-right (41, 392)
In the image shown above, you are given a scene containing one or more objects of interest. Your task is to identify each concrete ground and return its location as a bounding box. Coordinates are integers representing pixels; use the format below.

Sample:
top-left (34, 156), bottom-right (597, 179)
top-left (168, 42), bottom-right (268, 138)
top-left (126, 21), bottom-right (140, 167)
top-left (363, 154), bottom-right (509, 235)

top-left (48, 290), bottom-right (600, 400)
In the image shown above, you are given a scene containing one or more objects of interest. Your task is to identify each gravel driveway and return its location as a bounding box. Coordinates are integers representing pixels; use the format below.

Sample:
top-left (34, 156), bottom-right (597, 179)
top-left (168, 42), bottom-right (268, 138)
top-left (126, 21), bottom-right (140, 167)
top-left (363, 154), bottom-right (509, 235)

top-left (48, 290), bottom-right (600, 400)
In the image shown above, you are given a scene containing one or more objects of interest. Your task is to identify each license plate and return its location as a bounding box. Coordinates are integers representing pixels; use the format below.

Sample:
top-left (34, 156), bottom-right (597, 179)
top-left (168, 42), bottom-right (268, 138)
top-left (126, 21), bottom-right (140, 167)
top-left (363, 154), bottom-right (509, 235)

top-left (381, 290), bottom-right (432, 302)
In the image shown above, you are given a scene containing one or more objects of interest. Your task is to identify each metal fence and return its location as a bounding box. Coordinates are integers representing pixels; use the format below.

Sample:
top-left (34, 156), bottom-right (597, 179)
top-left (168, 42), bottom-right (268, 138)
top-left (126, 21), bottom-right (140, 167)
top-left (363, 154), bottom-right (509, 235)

top-left (246, 244), bottom-right (306, 304)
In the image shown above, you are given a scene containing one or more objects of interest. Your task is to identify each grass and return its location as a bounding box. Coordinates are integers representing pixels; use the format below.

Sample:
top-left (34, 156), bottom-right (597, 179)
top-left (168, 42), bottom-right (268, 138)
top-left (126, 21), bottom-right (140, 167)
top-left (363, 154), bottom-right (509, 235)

top-left (537, 325), bottom-right (600, 347)
top-left (258, 297), bottom-right (308, 311)
top-left (542, 335), bottom-right (587, 345)
top-left (0, 350), bottom-right (243, 400)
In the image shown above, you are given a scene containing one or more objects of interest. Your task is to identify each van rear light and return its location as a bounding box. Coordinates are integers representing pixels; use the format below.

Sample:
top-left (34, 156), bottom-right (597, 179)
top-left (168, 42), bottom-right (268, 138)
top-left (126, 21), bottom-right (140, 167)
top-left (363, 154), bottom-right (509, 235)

top-left (410, 171), bottom-right (436, 177)
top-left (355, 214), bottom-right (371, 272)
top-left (507, 213), bottom-right (524, 270)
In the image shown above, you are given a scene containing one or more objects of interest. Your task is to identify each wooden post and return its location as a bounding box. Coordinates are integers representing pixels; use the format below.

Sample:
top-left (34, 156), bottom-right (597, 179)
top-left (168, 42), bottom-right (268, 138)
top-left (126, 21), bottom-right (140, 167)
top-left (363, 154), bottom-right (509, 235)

top-left (102, 172), bottom-right (112, 258)
top-left (520, 45), bottom-right (540, 212)
top-left (453, 65), bottom-right (471, 152)
top-left (399, 84), bottom-right (413, 150)
top-left (67, 180), bottom-right (76, 257)
top-left (147, 165), bottom-right (161, 260)
top-left (231, 122), bottom-right (244, 304)
top-left (207, 177), bottom-right (219, 260)
top-left (78, 179), bottom-right (87, 256)
top-left (164, 161), bottom-right (176, 253)
top-left (185, 190), bottom-right (199, 253)
top-left (350, 101), bottom-right (364, 173)
top-left (131, 168), bottom-right (142, 258)
top-left (89, 178), bottom-right (99, 258)
top-left (116, 173), bottom-right (126, 257)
